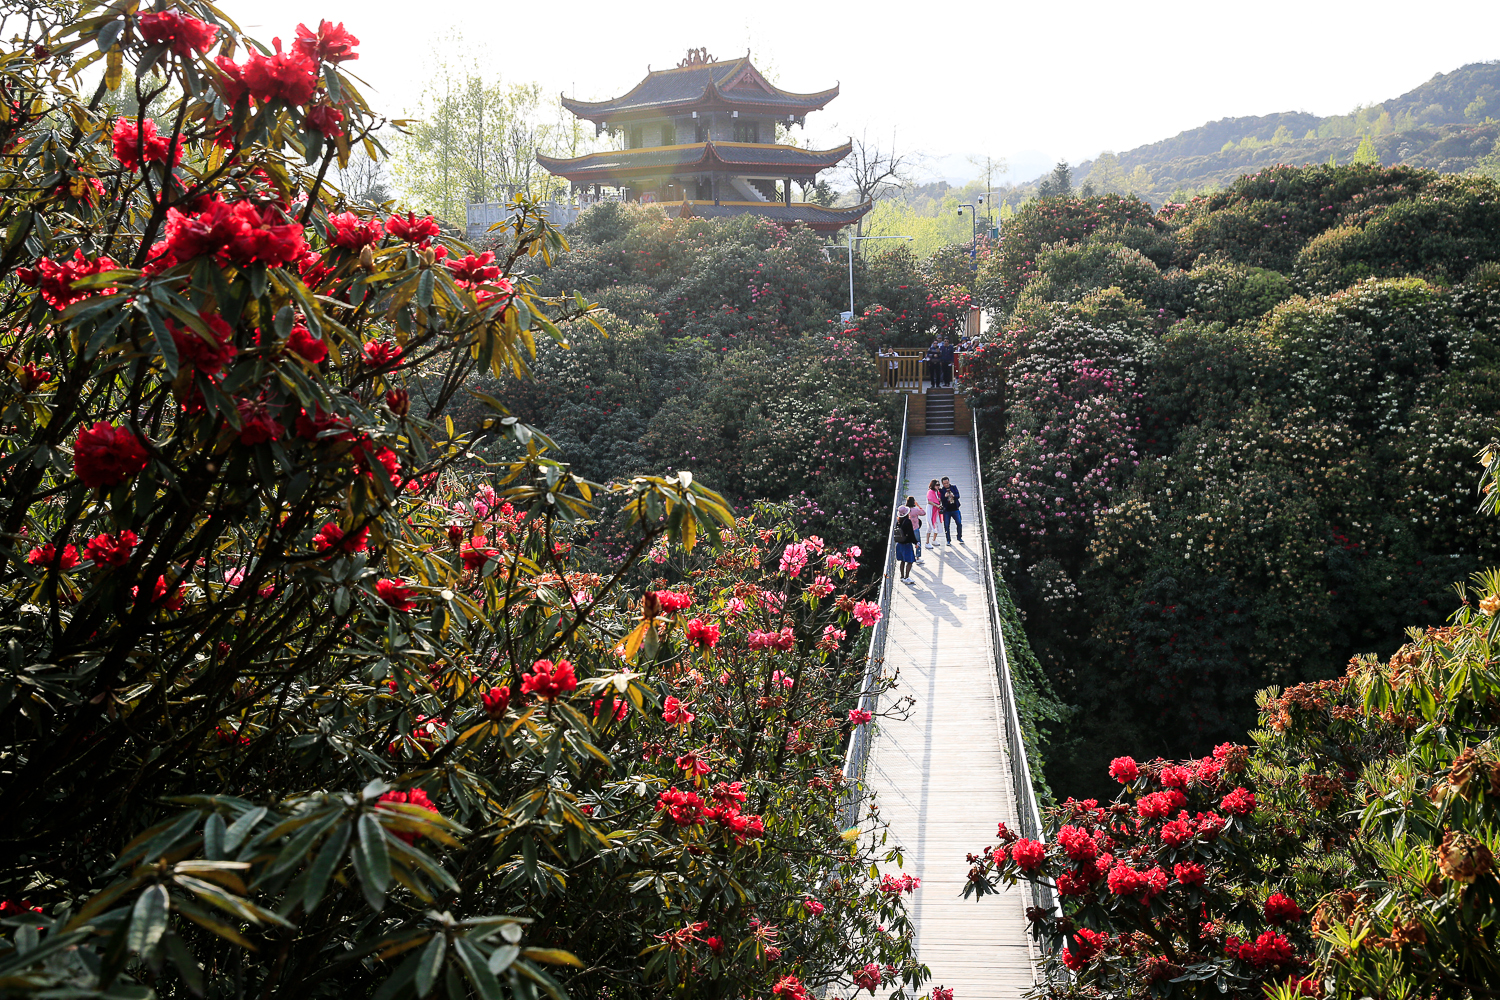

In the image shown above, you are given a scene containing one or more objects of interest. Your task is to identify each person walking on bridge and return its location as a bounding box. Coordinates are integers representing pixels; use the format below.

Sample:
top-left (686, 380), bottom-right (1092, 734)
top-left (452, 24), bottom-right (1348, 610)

top-left (894, 500), bottom-right (919, 585)
top-left (925, 479), bottom-right (942, 548)
top-left (938, 338), bottom-right (955, 387)
top-left (939, 476), bottom-right (963, 545)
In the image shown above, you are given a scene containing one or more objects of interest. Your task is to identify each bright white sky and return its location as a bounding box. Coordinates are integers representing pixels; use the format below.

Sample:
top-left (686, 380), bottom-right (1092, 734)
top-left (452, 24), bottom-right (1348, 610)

top-left (225, 0), bottom-right (1499, 185)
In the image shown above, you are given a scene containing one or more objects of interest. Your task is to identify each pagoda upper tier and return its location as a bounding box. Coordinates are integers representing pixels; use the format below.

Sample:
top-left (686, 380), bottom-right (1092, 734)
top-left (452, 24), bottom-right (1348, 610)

top-left (561, 52), bottom-right (838, 131)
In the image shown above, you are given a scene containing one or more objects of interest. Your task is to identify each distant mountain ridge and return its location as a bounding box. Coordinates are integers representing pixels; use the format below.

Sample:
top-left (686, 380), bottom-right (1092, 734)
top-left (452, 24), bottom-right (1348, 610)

top-left (1009, 61), bottom-right (1500, 206)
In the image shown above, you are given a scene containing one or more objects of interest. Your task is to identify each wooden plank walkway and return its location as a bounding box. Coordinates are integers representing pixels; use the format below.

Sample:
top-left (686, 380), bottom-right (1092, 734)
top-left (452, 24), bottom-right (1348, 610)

top-left (866, 434), bottom-right (1036, 998)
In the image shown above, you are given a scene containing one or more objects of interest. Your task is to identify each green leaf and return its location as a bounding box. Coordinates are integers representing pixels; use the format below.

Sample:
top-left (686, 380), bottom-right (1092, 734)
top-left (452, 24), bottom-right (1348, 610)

top-left (415, 933), bottom-right (446, 998)
top-left (164, 930), bottom-right (205, 996)
top-left (127, 884), bottom-right (169, 955)
top-left (302, 818), bottom-right (352, 914)
top-left (353, 813), bottom-right (391, 910)
top-left (452, 937), bottom-right (504, 1000)
top-left (203, 813), bottom-right (226, 861)
top-left (223, 806), bottom-right (267, 853)
top-left (488, 944), bottom-right (520, 974)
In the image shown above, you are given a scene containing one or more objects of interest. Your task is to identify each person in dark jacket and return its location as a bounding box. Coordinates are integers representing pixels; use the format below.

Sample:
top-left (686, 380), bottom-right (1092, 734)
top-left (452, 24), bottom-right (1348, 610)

top-left (894, 499), bottom-right (919, 584)
top-left (939, 476), bottom-right (963, 544)
top-left (938, 338), bottom-right (955, 387)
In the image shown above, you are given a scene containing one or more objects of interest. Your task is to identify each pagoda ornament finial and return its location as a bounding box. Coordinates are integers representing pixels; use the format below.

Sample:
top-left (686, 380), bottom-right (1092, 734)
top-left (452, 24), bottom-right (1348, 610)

top-left (677, 47), bottom-right (715, 68)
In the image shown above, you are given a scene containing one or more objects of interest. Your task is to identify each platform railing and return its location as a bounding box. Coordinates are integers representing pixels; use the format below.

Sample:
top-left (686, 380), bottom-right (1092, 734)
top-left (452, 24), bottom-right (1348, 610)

top-left (839, 394), bottom-right (908, 828)
top-left (970, 426), bottom-right (1057, 926)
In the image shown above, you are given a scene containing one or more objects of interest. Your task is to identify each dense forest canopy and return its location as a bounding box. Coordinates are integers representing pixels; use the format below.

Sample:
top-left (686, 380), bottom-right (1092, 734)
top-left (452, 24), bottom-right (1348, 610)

top-left (963, 164), bottom-right (1500, 797)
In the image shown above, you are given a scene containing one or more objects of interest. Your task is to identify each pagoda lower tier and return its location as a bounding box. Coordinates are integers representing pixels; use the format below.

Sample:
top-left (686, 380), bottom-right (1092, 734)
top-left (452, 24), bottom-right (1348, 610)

top-left (536, 140), bottom-right (871, 232)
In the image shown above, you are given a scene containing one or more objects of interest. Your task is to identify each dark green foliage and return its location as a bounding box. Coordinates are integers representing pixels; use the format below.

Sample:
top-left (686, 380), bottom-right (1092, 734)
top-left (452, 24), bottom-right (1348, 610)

top-left (972, 166), bottom-right (1500, 799)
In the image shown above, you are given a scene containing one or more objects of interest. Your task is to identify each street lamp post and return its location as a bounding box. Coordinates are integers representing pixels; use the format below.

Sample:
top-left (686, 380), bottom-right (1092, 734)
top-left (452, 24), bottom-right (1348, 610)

top-left (957, 203), bottom-right (979, 250)
top-left (824, 235), bottom-right (913, 321)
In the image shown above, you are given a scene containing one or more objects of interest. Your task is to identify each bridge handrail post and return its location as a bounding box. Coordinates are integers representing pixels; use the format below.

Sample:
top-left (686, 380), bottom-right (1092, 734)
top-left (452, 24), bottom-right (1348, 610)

top-left (970, 418), bottom-right (1063, 932)
top-left (838, 394), bottom-right (908, 828)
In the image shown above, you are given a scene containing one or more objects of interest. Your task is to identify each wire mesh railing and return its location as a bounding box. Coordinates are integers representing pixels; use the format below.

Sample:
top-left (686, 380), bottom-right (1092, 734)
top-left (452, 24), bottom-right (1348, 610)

top-left (970, 426), bottom-right (1057, 922)
top-left (839, 395), bottom-right (908, 828)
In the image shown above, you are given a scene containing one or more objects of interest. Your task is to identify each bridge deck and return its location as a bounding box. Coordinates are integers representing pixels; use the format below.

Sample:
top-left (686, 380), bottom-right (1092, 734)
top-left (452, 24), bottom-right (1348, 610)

top-left (866, 435), bottom-right (1035, 998)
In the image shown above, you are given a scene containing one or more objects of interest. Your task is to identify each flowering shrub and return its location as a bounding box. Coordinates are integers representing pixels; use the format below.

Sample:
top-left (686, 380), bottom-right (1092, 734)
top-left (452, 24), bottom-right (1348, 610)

top-left (967, 570), bottom-right (1500, 997)
top-left (0, 11), bottom-right (927, 1000)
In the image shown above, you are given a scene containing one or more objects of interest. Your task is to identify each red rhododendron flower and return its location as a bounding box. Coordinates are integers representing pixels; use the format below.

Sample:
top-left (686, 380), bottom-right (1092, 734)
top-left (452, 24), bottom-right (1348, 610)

top-left (851, 599), bottom-right (881, 627)
top-left (293, 20), bottom-right (360, 63)
top-left (1108, 756), bottom-right (1139, 783)
top-left (1173, 861), bottom-right (1207, 885)
top-left (303, 103), bottom-right (344, 136)
top-left (1243, 930), bottom-right (1295, 968)
top-left (1221, 786), bottom-right (1256, 816)
top-left (879, 873), bottom-right (920, 894)
top-left (362, 339), bottom-right (402, 367)
top-left (376, 787), bottom-right (439, 844)
top-left (445, 251), bottom-right (500, 283)
top-left (376, 578), bottom-right (415, 610)
top-left (852, 964), bottom-right (881, 995)
top-left (84, 530), bottom-right (138, 568)
top-left (163, 197), bottom-right (240, 261)
top-left (111, 117), bottom-right (181, 170)
top-left (17, 363), bottom-right (51, 392)
top-left (285, 324), bottom-right (327, 364)
top-left (989, 846), bottom-right (1007, 865)
top-left (656, 787), bottom-right (705, 826)
top-left (654, 589), bottom-right (693, 612)
top-left (1107, 863), bottom-right (1144, 896)
top-left (1061, 926), bottom-right (1107, 971)
top-left (1264, 892), bottom-right (1305, 924)
top-left (385, 212), bottom-right (440, 243)
top-left (170, 314), bottom-right (237, 376)
top-left (803, 898), bottom-right (825, 916)
top-left (676, 751), bottom-right (710, 775)
top-left (1160, 765), bottom-right (1192, 788)
top-left (17, 250), bottom-right (122, 309)
top-left (74, 422), bottom-right (147, 488)
top-left (1056, 825), bottom-right (1098, 861)
top-left (1160, 814), bottom-right (1193, 847)
top-left (482, 685), bottom-right (510, 719)
top-left (226, 201), bottom-right (307, 267)
top-left (26, 543), bottom-right (78, 570)
top-left (1054, 870), bottom-right (1090, 896)
top-left (685, 617), bottom-right (720, 647)
top-left (1011, 838), bottom-right (1045, 872)
top-left (312, 522), bottom-right (367, 554)
top-left (1196, 811), bottom-right (1226, 838)
top-left (327, 211), bottom-right (382, 250)
top-left (295, 406), bottom-right (352, 442)
top-left (931, 988), bottom-right (953, 1000)
top-left (241, 39), bottom-right (318, 105)
top-left (137, 10), bottom-right (218, 56)
top-left (235, 398), bottom-right (282, 445)
top-left (520, 658), bottom-right (577, 701)
top-left (592, 696), bottom-right (629, 721)
top-left (461, 544), bottom-right (498, 570)
top-left (848, 708), bottom-right (872, 725)
top-left (662, 695), bottom-right (695, 725)
top-left (135, 574), bottom-right (183, 611)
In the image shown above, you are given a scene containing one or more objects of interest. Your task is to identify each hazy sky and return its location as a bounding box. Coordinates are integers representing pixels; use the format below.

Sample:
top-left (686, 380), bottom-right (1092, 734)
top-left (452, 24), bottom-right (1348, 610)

top-left (226, 0), bottom-right (1499, 184)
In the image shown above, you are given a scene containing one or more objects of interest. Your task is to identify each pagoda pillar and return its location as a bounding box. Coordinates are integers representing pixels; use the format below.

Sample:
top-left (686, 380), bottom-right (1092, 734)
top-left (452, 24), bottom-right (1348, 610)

top-left (783, 177), bottom-right (792, 205)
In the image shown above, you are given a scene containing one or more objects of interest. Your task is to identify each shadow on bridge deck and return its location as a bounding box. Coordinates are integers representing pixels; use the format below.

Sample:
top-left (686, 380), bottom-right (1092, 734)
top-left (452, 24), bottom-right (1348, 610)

top-left (863, 434), bottom-right (1038, 998)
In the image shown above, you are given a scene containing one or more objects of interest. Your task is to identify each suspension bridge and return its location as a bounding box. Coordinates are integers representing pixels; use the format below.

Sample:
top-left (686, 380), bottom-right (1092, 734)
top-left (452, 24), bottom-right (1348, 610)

top-left (842, 402), bottom-right (1051, 998)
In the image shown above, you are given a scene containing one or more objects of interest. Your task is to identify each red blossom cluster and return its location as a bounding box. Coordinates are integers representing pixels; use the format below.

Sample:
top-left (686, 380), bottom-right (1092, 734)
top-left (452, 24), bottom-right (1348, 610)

top-left (312, 522), bottom-right (368, 554)
top-left (112, 117), bottom-right (182, 170)
top-left (74, 422), bottom-right (147, 488)
top-left (375, 787), bottom-right (439, 844)
top-left (162, 197), bottom-right (307, 269)
top-left (327, 211), bottom-right (383, 250)
top-left (170, 315), bottom-right (237, 377)
top-left (878, 873), bottom-right (920, 895)
top-left (375, 578), bottom-right (414, 610)
top-left (748, 627), bottom-right (795, 652)
top-left (18, 250), bottom-right (121, 309)
top-left (137, 10), bottom-right (219, 56)
top-left (520, 658), bottom-right (577, 701)
top-left (662, 696), bottom-right (695, 725)
top-left (685, 618), bottom-right (720, 647)
top-left (482, 685), bottom-right (510, 719)
top-left (84, 530), bottom-right (137, 567)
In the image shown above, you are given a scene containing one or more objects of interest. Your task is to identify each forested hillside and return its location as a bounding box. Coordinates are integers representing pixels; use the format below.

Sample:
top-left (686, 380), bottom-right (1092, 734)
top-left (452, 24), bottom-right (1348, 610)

top-left (963, 164), bottom-right (1500, 796)
top-left (466, 205), bottom-right (967, 562)
top-left (1004, 61), bottom-right (1500, 206)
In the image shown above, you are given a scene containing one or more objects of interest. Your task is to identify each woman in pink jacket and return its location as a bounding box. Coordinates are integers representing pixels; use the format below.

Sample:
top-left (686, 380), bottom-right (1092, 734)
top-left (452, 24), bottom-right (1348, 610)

top-left (926, 480), bottom-right (943, 547)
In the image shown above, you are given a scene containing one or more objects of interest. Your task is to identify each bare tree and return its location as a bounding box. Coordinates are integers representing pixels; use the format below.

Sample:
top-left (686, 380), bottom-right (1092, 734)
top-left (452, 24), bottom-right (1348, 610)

top-left (841, 130), bottom-right (913, 236)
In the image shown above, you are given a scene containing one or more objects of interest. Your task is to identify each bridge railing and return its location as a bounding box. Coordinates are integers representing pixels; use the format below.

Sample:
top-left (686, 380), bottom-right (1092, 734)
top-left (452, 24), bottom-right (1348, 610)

top-left (839, 394), bottom-right (908, 828)
top-left (971, 426), bottom-right (1058, 923)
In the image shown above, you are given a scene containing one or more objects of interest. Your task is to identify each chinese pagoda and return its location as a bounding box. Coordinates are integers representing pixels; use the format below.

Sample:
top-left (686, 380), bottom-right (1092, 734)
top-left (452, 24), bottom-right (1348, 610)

top-left (538, 49), bottom-right (871, 233)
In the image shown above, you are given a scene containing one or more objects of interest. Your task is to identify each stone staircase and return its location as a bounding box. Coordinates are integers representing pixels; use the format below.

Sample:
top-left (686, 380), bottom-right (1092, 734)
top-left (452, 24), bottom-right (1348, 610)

top-left (925, 388), bottom-right (956, 434)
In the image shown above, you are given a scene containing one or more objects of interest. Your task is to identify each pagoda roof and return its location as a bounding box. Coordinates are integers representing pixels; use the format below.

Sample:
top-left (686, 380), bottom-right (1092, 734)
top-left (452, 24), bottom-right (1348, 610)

top-left (561, 55), bottom-right (839, 122)
top-left (673, 200), bottom-right (873, 233)
top-left (537, 141), bottom-right (853, 183)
